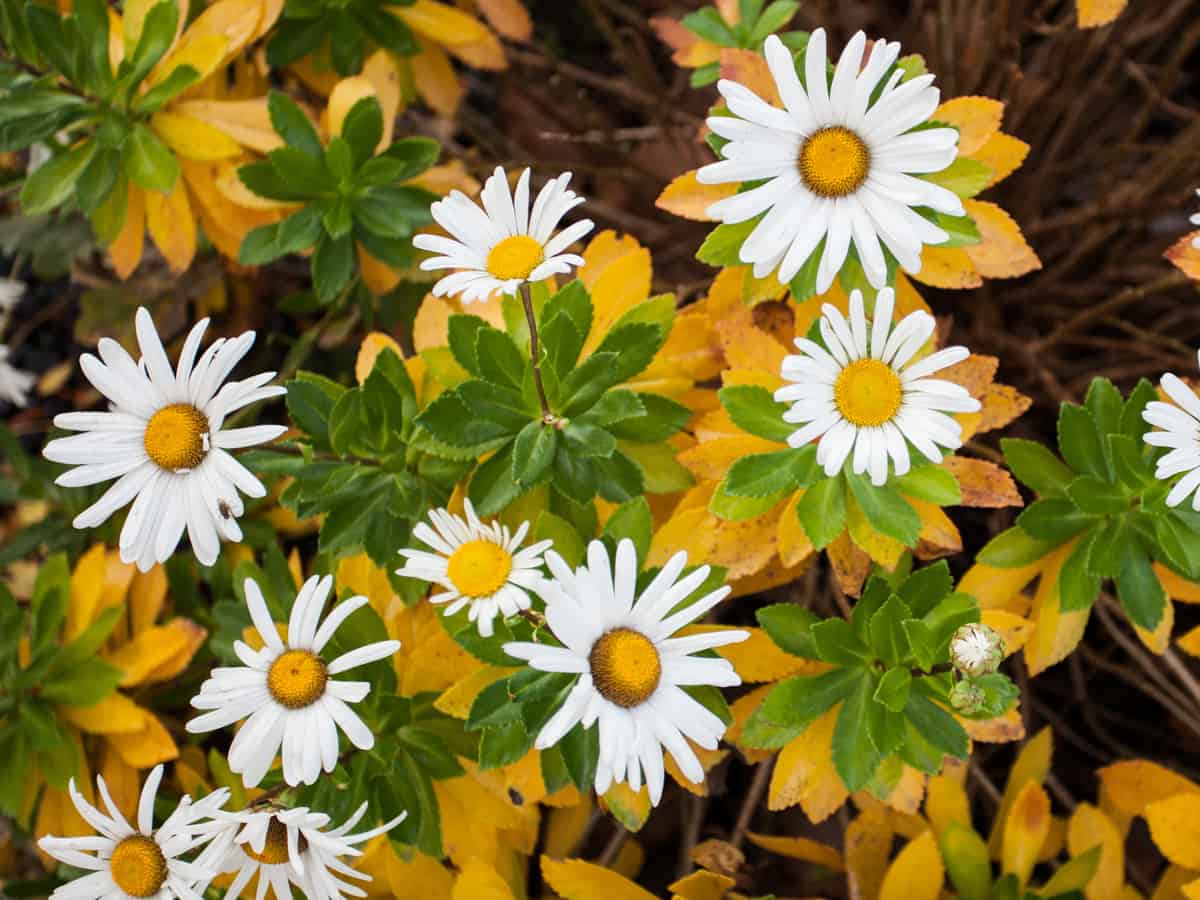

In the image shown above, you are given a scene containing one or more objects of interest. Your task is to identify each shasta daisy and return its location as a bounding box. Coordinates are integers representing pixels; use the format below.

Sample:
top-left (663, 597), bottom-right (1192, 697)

top-left (1143, 349), bottom-right (1200, 509)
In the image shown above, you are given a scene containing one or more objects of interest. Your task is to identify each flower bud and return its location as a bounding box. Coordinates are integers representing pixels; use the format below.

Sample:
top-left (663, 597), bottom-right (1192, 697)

top-left (949, 623), bottom-right (1005, 677)
top-left (949, 679), bottom-right (986, 714)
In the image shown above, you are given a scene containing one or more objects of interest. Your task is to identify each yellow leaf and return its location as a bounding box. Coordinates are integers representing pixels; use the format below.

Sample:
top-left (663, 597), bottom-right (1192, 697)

top-left (681, 625), bottom-right (821, 684)
top-left (355, 333), bottom-right (404, 386)
top-left (1067, 804), bottom-right (1124, 900)
top-left (128, 563), bottom-right (167, 635)
top-left (678, 435), bottom-right (782, 481)
top-left (912, 245), bottom-right (983, 289)
top-left (945, 457), bottom-right (1023, 508)
top-left (975, 132), bottom-right (1029, 188)
top-left (362, 49), bottom-right (402, 143)
top-left (1003, 781), bottom-right (1051, 888)
top-left (1147, 795), bottom-right (1200, 869)
top-left (382, 837), bottom-right (456, 900)
top-left (601, 782), bottom-right (652, 833)
top-left (435, 767), bottom-right (526, 870)
top-left (409, 36), bottom-right (465, 118)
top-left (1135, 596), bottom-right (1174, 655)
top-left (65, 544), bottom-right (114, 641)
top-left (99, 745), bottom-right (141, 823)
top-left (109, 184), bottom-right (146, 279)
top-left (989, 727), bottom-right (1054, 855)
top-left (107, 711), bottom-right (179, 768)
top-left (1152, 866), bottom-right (1200, 899)
top-left (59, 693), bottom-right (145, 735)
top-left (668, 870), bottom-right (735, 900)
top-left (157, 0), bottom-right (261, 78)
top-left (108, 619), bottom-right (207, 686)
top-left (979, 383), bottom-right (1033, 433)
top-left (1098, 761), bottom-right (1200, 819)
top-left (1156, 564), bottom-right (1200, 603)
top-left (844, 808), bottom-right (894, 900)
top-left (846, 489), bottom-right (905, 569)
top-left (144, 180), bottom-right (197, 274)
top-left (707, 503), bottom-right (786, 580)
top-left (581, 244), bottom-right (653, 357)
top-left (776, 490), bottom-right (814, 567)
top-left (935, 96), bottom-right (1004, 156)
top-left (434, 666), bottom-right (515, 719)
top-left (959, 558), bottom-right (1043, 613)
top-left (724, 684), bottom-right (774, 764)
top-left (718, 48), bottom-right (780, 106)
top-left (768, 706), bottom-right (847, 821)
top-left (982, 609), bottom-right (1033, 657)
top-left (647, 504), bottom-right (716, 570)
top-left (940, 353), bottom-right (999, 398)
top-left (926, 773), bottom-right (972, 837)
top-left (964, 200), bottom-right (1042, 279)
top-left (149, 33), bottom-right (228, 87)
top-left (543, 796), bottom-right (595, 859)
top-left (1025, 541), bottom-right (1091, 676)
top-left (326, 75), bottom-right (377, 139)
top-left (1077, 0), bottom-right (1127, 28)
top-left (474, 0), bottom-right (532, 41)
top-left (880, 830), bottom-right (943, 900)
top-left (745, 832), bottom-right (844, 871)
top-left (452, 858), bottom-right (515, 900)
top-left (963, 706), bottom-right (1027, 744)
top-left (1165, 232), bottom-right (1200, 281)
top-left (656, 171), bottom-right (736, 222)
top-left (540, 856), bottom-right (657, 900)
top-left (712, 305), bottom-right (788, 381)
top-left (172, 99), bottom-right (282, 154)
top-left (1178, 625), bottom-right (1200, 657)
top-left (911, 497), bottom-right (963, 560)
top-left (828, 529), bottom-right (871, 597)
top-left (395, 0), bottom-right (491, 47)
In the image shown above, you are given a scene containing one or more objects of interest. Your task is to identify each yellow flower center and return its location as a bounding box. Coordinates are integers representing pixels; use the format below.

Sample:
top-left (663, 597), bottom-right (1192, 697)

top-left (834, 358), bottom-right (904, 427)
top-left (266, 649), bottom-right (328, 709)
top-left (589, 628), bottom-right (662, 708)
top-left (486, 235), bottom-right (544, 281)
top-left (143, 403), bottom-right (209, 471)
top-left (446, 539), bottom-right (513, 598)
top-left (109, 835), bottom-right (167, 898)
top-left (798, 126), bottom-right (871, 198)
top-left (242, 817), bottom-right (292, 866)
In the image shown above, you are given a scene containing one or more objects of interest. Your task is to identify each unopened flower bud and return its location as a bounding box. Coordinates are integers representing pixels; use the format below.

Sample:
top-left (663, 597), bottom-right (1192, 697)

top-left (949, 679), bottom-right (986, 714)
top-left (949, 623), bottom-right (1004, 677)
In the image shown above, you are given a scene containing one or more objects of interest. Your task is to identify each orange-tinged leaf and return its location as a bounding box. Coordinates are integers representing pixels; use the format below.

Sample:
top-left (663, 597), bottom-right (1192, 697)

top-left (728, 554), bottom-right (813, 599)
top-left (668, 870), bottom-right (734, 900)
top-left (982, 609), bottom-right (1033, 656)
top-left (975, 132), bottom-right (1030, 188)
top-left (935, 97), bottom-right (1004, 156)
top-left (1178, 625), bottom-right (1200, 657)
top-left (959, 559), bottom-right (1043, 612)
top-left (1152, 865), bottom-right (1200, 900)
top-left (713, 305), bottom-right (788, 378)
top-left (979, 383), bottom-right (1033, 433)
top-left (964, 200), bottom-right (1042, 279)
top-left (678, 435), bottom-right (781, 481)
top-left (650, 16), bottom-right (716, 67)
top-left (409, 36), bottom-right (464, 118)
top-left (1025, 541), bottom-right (1091, 676)
top-left (777, 490), bottom-right (814, 567)
top-left (746, 832), bottom-right (844, 871)
top-left (1165, 233), bottom-right (1200, 281)
top-left (107, 711), bottom-right (179, 768)
top-left (1135, 596), bottom-right (1173, 655)
top-left (452, 858), bottom-right (515, 900)
top-left (718, 48), bottom-right (780, 106)
top-left (648, 504), bottom-right (717, 570)
top-left (127, 563), bottom-right (167, 637)
top-left (940, 354), bottom-right (999, 398)
top-left (1098, 761), bottom-right (1200, 819)
top-left (151, 111), bottom-right (242, 161)
top-left (912, 245), bottom-right (983, 289)
top-left (828, 529), bottom-right (871, 597)
top-left (435, 666), bottom-right (515, 720)
top-left (579, 231), bottom-right (643, 289)
top-left (172, 99), bottom-right (282, 154)
top-left (150, 32), bottom-right (228, 86)
top-left (844, 809), bottom-right (894, 900)
top-left (110, 618), bottom-right (207, 685)
top-left (707, 504), bottom-right (786, 580)
top-left (1067, 804), bottom-right (1124, 900)
top-left (880, 830), bottom-right (943, 900)
top-left (355, 332), bottom-right (404, 385)
top-left (543, 797), bottom-right (595, 860)
top-left (109, 185), bottom-right (146, 279)
top-left (911, 497), bottom-right (963, 560)
top-left (1002, 781), bottom-right (1051, 887)
top-left (540, 856), bottom-right (657, 900)
top-left (665, 743), bottom-right (727, 797)
top-left (59, 693), bottom-right (145, 735)
top-left (926, 773), bottom-right (972, 836)
top-left (963, 706), bottom-right (1026, 743)
top-left (1146, 795), bottom-right (1200, 869)
top-left (382, 837), bottom-right (456, 899)
top-left (945, 456), bottom-right (1022, 508)
top-left (144, 180), bottom-right (196, 273)
top-left (444, 29), bottom-right (506, 70)
top-left (725, 684), bottom-right (774, 764)
top-left (768, 706), bottom-right (847, 821)
top-left (656, 171), bottom-right (737, 222)
top-left (1077, 0), bottom-right (1127, 28)
top-left (474, 0), bottom-right (531, 40)
top-left (1156, 563), bottom-right (1200, 603)
top-left (395, 0), bottom-right (491, 47)
top-left (98, 745), bottom-right (140, 823)
top-left (989, 727), bottom-right (1054, 856)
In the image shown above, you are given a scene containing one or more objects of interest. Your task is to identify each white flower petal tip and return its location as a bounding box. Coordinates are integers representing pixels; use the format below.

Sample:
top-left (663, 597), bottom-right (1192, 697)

top-left (776, 287), bottom-right (976, 486)
top-left (1143, 359), bottom-right (1200, 510)
top-left (0, 344), bottom-right (35, 408)
top-left (416, 166), bottom-right (594, 304)
top-left (40, 307), bottom-right (285, 571)
top-left (697, 28), bottom-right (962, 288)
top-left (503, 537), bottom-right (744, 806)
top-left (186, 574), bottom-right (397, 789)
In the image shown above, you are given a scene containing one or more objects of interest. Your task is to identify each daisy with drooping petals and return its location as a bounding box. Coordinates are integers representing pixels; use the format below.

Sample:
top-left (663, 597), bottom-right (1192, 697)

top-left (193, 804), bottom-right (406, 900)
top-left (396, 499), bottom-right (552, 637)
top-left (187, 574), bottom-right (400, 788)
top-left (503, 539), bottom-right (748, 806)
top-left (41, 307), bottom-right (286, 572)
top-left (697, 30), bottom-right (963, 292)
top-left (38, 764), bottom-right (230, 900)
top-left (1143, 349), bottom-right (1200, 509)
top-left (413, 166), bottom-right (594, 303)
top-left (774, 287), bottom-right (979, 486)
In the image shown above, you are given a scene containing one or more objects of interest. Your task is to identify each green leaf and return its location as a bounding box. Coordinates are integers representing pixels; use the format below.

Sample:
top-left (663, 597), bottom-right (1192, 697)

top-left (709, 485), bottom-right (788, 521)
top-left (868, 596), bottom-right (912, 667)
top-left (562, 422), bottom-right (615, 459)
top-left (21, 140), bottom-right (97, 215)
top-left (512, 421), bottom-right (557, 485)
top-left (742, 668), bottom-right (861, 748)
top-left (447, 314), bottom-right (489, 375)
top-left (121, 0), bottom-right (178, 92)
top-left (340, 96), bottom-right (383, 168)
top-left (1017, 497), bottom-right (1095, 542)
top-left (132, 63), bottom-right (201, 114)
top-left (978, 526), bottom-right (1059, 567)
top-left (534, 511), bottom-right (585, 568)
top-left (1086, 515), bottom-right (1128, 579)
top-left (268, 90), bottom-right (324, 158)
top-left (1067, 475), bottom-right (1128, 515)
top-left (788, 237), bottom-right (825, 302)
top-left (748, 0), bottom-right (799, 42)
top-left (811, 618), bottom-right (872, 666)
top-left (1058, 403), bottom-right (1109, 480)
top-left (1116, 544), bottom-right (1165, 631)
top-left (902, 619), bottom-right (937, 671)
top-left (40, 657), bottom-right (124, 705)
top-left (476, 327), bottom-right (525, 390)
top-left (832, 671), bottom-right (881, 791)
top-left (594, 450), bottom-right (645, 503)
top-left (1058, 530), bottom-right (1100, 612)
top-left (379, 137), bottom-right (441, 181)
top-left (933, 211), bottom-right (982, 248)
top-left (892, 464), bottom-right (961, 505)
top-left (601, 497), bottom-right (653, 565)
top-left (460, 381), bottom-right (534, 432)
top-left (681, 6), bottom-right (736, 44)
top-left (722, 447), bottom-right (817, 498)
top-left (755, 604), bottom-right (819, 659)
top-left (1120, 379), bottom-right (1158, 442)
top-left (898, 561), bottom-right (953, 618)
top-left (415, 392), bottom-right (512, 449)
top-left (124, 124), bottom-right (179, 193)
top-left (905, 690), bottom-right (968, 760)
top-left (470, 442), bottom-right (525, 516)
top-left (719, 384), bottom-right (792, 442)
top-left (940, 822), bottom-right (993, 900)
top-left (1001, 437), bottom-right (1075, 497)
top-left (312, 233), bottom-right (355, 303)
top-left (618, 440), bottom-right (692, 495)
top-left (796, 475), bottom-right (845, 549)
top-left (1041, 845), bottom-right (1102, 898)
top-left (75, 147), bottom-right (121, 215)
top-left (922, 157), bottom-right (993, 199)
top-left (560, 724), bottom-right (600, 792)
top-left (285, 371), bottom-right (348, 450)
top-left (874, 666), bottom-right (912, 713)
top-left (325, 137), bottom-right (355, 186)
top-left (604, 393), bottom-right (690, 443)
top-left (846, 472), bottom-right (921, 546)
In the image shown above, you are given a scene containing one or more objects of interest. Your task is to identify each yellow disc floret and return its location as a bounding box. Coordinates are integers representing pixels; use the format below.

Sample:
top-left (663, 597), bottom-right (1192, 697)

top-left (109, 835), bottom-right (168, 898)
top-left (242, 816), bottom-right (292, 866)
top-left (798, 126), bottom-right (871, 198)
top-left (486, 235), bottom-right (544, 281)
top-left (589, 628), bottom-right (662, 708)
top-left (266, 649), bottom-right (328, 709)
top-left (446, 540), bottom-right (513, 598)
top-left (144, 403), bottom-right (209, 471)
top-left (834, 358), bottom-right (904, 427)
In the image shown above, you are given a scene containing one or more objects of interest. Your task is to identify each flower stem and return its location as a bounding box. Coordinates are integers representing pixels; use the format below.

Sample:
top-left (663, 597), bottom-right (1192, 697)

top-left (519, 282), bottom-right (554, 423)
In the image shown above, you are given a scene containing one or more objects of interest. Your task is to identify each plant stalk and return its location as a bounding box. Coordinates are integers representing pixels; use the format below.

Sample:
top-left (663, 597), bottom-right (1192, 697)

top-left (518, 281), bottom-right (554, 423)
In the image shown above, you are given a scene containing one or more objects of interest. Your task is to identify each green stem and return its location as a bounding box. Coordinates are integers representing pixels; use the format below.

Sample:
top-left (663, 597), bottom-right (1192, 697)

top-left (518, 281), bottom-right (553, 423)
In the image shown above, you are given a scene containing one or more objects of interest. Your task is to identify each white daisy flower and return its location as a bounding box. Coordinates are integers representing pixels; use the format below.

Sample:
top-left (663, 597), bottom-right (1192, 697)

top-left (41, 307), bottom-right (286, 572)
top-left (774, 287), bottom-right (979, 486)
top-left (503, 539), bottom-right (748, 806)
top-left (696, 31), bottom-right (964, 292)
top-left (193, 804), bottom-right (406, 900)
top-left (37, 764), bottom-right (230, 900)
top-left (413, 166), bottom-right (594, 303)
top-left (1143, 349), bottom-right (1200, 509)
top-left (186, 574), bottom-right (401, 788)
top-left (396, 499), bottom-right (552, 637)
top-left (0, 275), bottom-right (25, 310)
top-left (0, 344), bottom-right (34, 407)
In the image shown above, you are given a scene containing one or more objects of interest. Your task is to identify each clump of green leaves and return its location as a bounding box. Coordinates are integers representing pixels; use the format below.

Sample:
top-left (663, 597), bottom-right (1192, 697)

top-left (238, 92), bottom-right (439, 303)
top-left (982, 377), bottom-right (1199, 632)
top-left (0, 556), bottom-right (125, 817)
top-left (2, 0), bottom-right (201, 243)
top-left (743, 562), bottom-right (1017, 795)
top-left (267, 0), bottom-right (418, 77)
top-left (680, 0), bottom-right (803, 85)
top-left (413, 281), bottom-right (694, 518)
